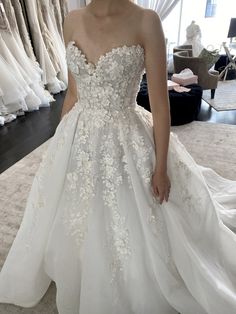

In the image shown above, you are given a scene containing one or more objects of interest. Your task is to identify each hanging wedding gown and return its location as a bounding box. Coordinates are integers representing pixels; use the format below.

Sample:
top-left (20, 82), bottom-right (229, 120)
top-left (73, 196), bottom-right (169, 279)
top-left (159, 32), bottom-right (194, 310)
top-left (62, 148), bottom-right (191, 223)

top-left (10, 0), bottom-right (37, 62)
top-left (51, 0), bottom-right (64, 41)
top-left (24, 0), bottom-right (66, 94)
top-left (0, 40), bottom-right (236, 314)
top-left (0, 55), bottom-right (27, 114)
top-left (40, 0), bottom-right (68, 85)
top-left (0, 3), bottom-right (36, 116)
top-left (59, 0), bottom-right (69, 21)
top-left (0, 0), bottom-right (53, 108)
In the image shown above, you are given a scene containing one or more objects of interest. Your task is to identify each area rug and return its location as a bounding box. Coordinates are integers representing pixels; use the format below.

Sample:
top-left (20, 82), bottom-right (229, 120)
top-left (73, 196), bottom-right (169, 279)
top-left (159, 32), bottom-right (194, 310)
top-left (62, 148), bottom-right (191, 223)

top-left (202, 79), bottom-right (236, 111)
top-left (0, 120), bottom-right (236, 313)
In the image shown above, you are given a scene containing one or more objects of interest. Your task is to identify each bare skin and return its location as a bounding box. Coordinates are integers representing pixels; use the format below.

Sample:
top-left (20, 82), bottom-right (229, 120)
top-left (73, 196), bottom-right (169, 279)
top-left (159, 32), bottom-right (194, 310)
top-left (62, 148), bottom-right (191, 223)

top-left (61, 0), bottom-right (171, 204)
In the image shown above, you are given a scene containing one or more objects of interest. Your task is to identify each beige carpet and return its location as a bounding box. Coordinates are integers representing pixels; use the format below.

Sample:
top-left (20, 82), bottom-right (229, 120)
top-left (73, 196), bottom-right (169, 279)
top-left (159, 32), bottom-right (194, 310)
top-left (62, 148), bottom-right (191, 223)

top-left (0, 120), bottom-right (236, 313)
top-left (202, 79), bottom-right (236, 111)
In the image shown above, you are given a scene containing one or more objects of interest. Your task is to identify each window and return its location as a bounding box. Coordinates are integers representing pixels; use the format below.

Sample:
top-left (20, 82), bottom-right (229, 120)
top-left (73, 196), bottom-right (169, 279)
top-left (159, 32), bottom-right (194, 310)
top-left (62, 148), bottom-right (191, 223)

top-left (163, 0), bottom-right (236, 50)
top-left (205, 0), bottom-right (217, 18)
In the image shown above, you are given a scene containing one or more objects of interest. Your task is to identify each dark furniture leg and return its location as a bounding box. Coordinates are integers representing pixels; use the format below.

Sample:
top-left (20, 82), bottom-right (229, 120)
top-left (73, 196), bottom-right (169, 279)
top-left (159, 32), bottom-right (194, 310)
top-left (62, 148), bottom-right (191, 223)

top-left (211, 89), bottom-right (215, 99)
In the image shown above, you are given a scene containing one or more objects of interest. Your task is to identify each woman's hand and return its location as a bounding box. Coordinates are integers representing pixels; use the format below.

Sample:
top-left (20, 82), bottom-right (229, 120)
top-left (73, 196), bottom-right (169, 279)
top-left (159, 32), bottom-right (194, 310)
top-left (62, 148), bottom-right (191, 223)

top-left (151, 169), bottom-right (171, 204)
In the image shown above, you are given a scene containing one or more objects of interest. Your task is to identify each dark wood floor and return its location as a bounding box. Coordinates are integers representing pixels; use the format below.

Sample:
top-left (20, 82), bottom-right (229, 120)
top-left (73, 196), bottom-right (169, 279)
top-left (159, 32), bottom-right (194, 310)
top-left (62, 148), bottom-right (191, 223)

top-left (0, 91), bottom-right (236, 174)
top-left (0, 91), bottom-right (66, 174)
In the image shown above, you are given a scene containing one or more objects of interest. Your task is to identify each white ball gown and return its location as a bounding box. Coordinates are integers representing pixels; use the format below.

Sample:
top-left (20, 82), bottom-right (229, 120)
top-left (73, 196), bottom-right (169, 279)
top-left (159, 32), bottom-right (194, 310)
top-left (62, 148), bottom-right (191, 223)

top-left (0, 40), bottom-right (236, 314)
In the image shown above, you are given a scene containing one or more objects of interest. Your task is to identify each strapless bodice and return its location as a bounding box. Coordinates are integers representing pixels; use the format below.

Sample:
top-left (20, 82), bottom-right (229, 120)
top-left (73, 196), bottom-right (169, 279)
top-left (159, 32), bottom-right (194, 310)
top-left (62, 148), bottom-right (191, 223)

top-left (66, 41), bottom-right (145, 115)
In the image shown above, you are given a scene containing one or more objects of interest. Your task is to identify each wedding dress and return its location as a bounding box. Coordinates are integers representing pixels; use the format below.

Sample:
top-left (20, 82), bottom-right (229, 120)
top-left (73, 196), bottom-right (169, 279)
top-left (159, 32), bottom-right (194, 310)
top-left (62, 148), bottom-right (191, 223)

top-left (0, 40), bottom-right (236, 314)
top-left (0, 55), bottom-right (27, 114)
top-left (0, 0), bottom-right (53, 108)
top-left (51, 0), bottom-right (64, 41)
top-left (10, 0), bottom-right (36, 61)
top-left (40, 0), bottom-right (68, 85)
top-left (24, 0), bottom-right (66, 94)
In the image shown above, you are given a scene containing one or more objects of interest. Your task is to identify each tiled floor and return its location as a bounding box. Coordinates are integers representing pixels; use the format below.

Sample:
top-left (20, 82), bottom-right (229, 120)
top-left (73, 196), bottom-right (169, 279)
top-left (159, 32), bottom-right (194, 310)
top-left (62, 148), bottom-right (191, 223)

top-left (0, 91), bottom-right (235, 174)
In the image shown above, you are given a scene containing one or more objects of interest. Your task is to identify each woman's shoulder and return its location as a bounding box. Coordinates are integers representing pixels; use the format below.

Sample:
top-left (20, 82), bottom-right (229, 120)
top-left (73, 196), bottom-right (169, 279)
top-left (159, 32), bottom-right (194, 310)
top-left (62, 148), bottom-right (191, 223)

top-left (131, 5), bottom-right (161, 34)
top-left (139, 7), bottom-right (161, 23)
top-left (138, 7), bottom-right (162, 38)
top-left (135, 8), bottom-right (163, 48)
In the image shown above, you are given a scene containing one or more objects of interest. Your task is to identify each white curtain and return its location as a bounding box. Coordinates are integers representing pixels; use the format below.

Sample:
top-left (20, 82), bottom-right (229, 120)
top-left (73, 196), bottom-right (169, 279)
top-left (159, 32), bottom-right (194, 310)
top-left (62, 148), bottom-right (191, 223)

top-left (68, 0), bottom-right (180, 19)
top-left (136, 0), bottom-right (180, 20)
top-left (67, 0), bottom-right (86, 10)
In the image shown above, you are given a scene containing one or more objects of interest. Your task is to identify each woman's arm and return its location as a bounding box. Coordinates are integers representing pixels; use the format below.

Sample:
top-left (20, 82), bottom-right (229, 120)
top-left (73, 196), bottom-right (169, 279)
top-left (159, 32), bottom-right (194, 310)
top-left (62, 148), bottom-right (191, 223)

top-left (141, 9), bottom-right (171, 203)
top-left (60, 11), bottom-right (79, 121)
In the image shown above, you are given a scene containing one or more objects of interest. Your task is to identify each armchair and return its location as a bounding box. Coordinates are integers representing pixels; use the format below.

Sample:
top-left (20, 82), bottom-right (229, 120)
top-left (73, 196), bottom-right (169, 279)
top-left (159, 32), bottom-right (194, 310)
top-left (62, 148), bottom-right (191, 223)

top-left (173, 50), bottom-right (219, 99)
top-left (173, 45), bottom-right (193, 57)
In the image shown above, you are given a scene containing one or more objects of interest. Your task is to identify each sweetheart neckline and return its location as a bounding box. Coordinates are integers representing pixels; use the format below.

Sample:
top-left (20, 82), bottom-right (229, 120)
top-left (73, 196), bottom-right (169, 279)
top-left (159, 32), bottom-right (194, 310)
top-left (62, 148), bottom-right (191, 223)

top-left (66, 40), bottom-right (145, 70)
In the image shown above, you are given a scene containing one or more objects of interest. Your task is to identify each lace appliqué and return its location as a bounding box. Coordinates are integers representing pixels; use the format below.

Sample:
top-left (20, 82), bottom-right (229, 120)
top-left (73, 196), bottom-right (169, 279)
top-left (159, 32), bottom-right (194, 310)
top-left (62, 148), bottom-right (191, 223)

top-left (169, 133), bottom-right (203, 223)
top-left (62, 117), bottom-right (96, 247)
top-left (97, 129), bottom-right (131, 306)
top-left (61, 119), bottom-right (133, 290)
top-left (24, 110), bottom-right (73, 250)
top-left (100, 133), bottom-right (131, 269)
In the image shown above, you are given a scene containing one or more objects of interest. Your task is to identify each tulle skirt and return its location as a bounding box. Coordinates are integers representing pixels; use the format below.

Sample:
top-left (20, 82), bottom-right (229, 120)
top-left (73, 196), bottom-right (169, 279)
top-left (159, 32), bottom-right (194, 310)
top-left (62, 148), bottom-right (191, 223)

top-left (0, 103), bottom-right (236, 314)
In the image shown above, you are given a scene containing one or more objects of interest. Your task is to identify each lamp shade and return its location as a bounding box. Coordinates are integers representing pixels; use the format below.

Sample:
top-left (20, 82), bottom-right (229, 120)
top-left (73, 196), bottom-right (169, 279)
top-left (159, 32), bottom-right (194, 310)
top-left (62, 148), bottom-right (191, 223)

top-left (227, 18), bottom-right (236, 38)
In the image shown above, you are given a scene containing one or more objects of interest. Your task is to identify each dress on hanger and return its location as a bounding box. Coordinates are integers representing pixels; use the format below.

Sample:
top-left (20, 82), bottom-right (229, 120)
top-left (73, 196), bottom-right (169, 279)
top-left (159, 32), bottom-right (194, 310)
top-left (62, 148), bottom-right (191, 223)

top-left (0, 40), bottom-right (236, 314)
top-left (24, 0), bottom-right (66, 94)
top-left (0, 0), bottom-right (53, 108)
top-left (51, 0), bottom-right (64, 42)
top-left (183, 21), bottom-right (204, 57)
top-left (10, 0), bottom-right (36, 62)
top-left (0, 55), bottom-right (28, 114)
top-left (39, 0), bottom-right (68, 85)
top-left (0, 4), bottom-right (36, 115)
top-left (59, 0), bottom-right (69, 22)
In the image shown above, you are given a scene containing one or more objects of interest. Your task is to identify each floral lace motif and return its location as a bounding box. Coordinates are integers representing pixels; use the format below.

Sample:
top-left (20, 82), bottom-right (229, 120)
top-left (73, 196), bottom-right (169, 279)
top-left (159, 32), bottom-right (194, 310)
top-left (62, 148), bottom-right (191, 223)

top-left (168, 133), bottom-right (203, 224)
top-left (66, 41), bottom-right (145, 113)
top-left (24, 110), bottom-right (75, 250)
top-left (62, 42), bottom-right (157, 295)
top-left (61, 108), bottom-right (156, 291)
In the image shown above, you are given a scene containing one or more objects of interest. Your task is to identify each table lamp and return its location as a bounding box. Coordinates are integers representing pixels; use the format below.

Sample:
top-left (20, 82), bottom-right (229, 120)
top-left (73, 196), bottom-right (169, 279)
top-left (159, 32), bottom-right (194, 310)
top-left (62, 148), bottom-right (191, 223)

top-left (227, 18), bottom-right (236, 43)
